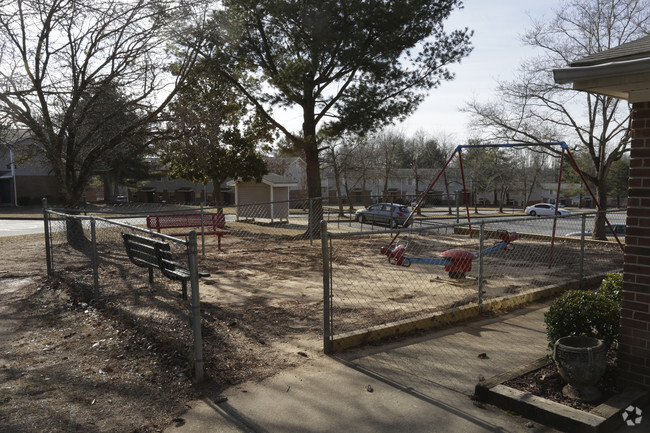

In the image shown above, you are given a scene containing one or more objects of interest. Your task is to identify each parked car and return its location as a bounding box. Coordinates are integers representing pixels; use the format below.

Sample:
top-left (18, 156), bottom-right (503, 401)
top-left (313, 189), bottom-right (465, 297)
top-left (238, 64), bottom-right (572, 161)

top-left (355, 203), bottom-right (411, 228)
top-left (115, 195), bottom-right (128, 203)
top-left (524, 203), bottom-right (570, 216)
top-left (566, 223), bottom-right (626, 239)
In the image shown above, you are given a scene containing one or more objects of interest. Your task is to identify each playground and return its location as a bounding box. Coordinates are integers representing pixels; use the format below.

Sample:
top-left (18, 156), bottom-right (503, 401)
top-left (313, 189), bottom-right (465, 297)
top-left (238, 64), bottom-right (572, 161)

top-left (0, 204), bottom-right (626, 433)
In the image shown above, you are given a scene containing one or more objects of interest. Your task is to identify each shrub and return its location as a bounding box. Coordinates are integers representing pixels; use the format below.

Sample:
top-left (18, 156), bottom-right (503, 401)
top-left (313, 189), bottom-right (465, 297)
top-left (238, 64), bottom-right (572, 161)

top-left (598, 272), bottom-right (623, 307)
top-left (544, 277), bottom-right (621, 349)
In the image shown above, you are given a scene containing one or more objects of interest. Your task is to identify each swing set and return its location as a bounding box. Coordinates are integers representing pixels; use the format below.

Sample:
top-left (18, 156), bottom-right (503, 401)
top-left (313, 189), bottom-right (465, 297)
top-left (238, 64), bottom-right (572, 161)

top-left (381, 142), bottom-right (624, 277)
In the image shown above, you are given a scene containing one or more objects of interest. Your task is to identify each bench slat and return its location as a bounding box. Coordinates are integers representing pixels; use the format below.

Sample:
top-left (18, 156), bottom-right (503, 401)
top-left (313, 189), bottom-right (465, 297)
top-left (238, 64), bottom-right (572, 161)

top-left (145, 213), bottom-right (229, 249)
top-left (121, 232), bottom-right (209, 300)
top-left (129, 248), bottom-right (158, 265)
top-left (146, 213), bottom-right (226, 231)
top-left (122, 234), bottom-right (163, 266)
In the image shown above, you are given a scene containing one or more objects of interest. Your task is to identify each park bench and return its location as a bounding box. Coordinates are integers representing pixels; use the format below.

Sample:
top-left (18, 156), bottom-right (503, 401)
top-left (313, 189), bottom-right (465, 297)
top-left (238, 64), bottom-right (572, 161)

top-left (146, 212), bottom-right (230, 249)
top-left (121, 232), bottom-right (210, 300)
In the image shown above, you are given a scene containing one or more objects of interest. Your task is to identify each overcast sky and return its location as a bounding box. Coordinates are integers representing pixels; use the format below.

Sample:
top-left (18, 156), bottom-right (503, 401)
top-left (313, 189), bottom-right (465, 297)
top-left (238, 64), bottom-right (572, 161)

top-left (397, 0), bottom-right (563, 144)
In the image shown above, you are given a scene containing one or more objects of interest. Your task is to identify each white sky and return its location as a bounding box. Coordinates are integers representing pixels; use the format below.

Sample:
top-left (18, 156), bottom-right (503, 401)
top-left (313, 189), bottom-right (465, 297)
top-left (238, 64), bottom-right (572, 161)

top-left (398, 0), bottom-right (563, 143)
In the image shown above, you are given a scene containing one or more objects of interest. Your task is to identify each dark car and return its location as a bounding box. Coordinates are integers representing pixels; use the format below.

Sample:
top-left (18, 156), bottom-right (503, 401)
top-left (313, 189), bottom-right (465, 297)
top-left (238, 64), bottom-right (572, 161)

top-left (354, 203), bottom-right (411, 228)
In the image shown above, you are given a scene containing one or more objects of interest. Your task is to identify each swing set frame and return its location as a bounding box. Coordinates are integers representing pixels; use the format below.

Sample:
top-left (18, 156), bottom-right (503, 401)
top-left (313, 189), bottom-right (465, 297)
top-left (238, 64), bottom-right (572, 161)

top-left (388, 142), bottom-right (624, 267)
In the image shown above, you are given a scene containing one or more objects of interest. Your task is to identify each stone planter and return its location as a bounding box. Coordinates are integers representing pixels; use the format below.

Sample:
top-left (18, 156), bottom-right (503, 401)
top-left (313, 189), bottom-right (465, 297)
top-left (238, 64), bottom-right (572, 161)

top-left (553, 336), bottom-right (607, 402)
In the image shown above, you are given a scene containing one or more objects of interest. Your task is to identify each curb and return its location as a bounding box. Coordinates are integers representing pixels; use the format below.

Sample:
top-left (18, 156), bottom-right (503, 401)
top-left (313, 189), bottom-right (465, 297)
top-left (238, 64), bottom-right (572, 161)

top-left (474, 357), bottom-right (648, 433)
top-left (330, 274), bottom-right (611, 352)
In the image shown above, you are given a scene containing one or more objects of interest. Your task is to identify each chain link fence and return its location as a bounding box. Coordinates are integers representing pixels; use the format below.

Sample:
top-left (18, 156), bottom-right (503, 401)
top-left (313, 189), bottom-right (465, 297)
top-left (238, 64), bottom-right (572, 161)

top-left (323, 209), bottom-right (625, 353)
top-left (43, 200), bottom-right (626, 385)
top-left (42, 198), bottom-right (331, 381)
top-left (44, 208), bottom-right (206, 380)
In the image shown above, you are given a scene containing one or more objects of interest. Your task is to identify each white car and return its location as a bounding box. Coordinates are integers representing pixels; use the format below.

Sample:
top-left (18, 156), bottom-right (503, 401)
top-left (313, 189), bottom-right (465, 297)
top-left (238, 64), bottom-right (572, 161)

top-left (525, 203), bottom-right (570, 217)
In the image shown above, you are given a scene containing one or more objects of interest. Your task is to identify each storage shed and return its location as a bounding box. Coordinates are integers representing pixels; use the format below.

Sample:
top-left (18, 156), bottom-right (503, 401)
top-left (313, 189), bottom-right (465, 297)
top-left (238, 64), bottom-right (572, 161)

top-left (227, 174), bottom-right (298, 222)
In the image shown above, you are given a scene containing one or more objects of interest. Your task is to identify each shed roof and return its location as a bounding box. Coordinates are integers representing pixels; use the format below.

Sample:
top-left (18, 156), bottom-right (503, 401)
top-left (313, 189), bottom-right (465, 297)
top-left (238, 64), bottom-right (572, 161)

top-left (227, 173), bottom-right (298, 187)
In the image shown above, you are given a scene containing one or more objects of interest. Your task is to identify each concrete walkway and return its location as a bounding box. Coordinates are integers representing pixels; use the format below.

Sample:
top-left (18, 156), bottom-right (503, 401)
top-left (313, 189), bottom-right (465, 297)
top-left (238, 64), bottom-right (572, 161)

top-left (165, 302), bottom-right (575, 433)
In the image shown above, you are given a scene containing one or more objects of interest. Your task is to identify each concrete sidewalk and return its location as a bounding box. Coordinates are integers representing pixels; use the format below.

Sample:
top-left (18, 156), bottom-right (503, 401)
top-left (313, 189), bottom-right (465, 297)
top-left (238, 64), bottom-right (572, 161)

top-left (162, 302), bottom-right (584, 433)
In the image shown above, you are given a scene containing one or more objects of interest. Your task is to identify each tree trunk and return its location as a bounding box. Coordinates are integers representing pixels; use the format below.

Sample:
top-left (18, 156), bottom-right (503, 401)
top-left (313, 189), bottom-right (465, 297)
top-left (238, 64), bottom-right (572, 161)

top-left (443, 172), bottom-right (452, 215)
top-left (473, 185), bottom-right (479, 214)
top-left (103, 174), bottom-right (113, 203)
top-left (592, 177), bottom-right (608, 240)
top-left (498, 187), bottom-right (504, 213)
top-left (212, 177), bottom-right (225, 205)
top-left (415, 172), bottom-right (422, 216)
top-left (57, 168), bottom-right (92, 251)
top-left (343, 180), bottom-right (355, 212)
top-left (112, 169), bottom-right (120, 199)
top-left (333, 171), bottom-right (345, 217)
top-left (302, 112), bottom-right (322, 238)
top-left (382, 173), bottom-right (389, 202)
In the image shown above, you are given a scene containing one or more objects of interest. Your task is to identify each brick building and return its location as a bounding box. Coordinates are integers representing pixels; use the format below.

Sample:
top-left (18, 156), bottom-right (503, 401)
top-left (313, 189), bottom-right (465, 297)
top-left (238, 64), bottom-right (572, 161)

top-left (554, 35), bottom-right (650, 389)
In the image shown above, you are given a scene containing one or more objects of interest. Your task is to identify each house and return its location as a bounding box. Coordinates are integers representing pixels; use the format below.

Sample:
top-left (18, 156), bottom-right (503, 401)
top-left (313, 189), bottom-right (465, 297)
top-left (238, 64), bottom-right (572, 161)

top-left (134, 157), bottom-right (231, 204)
top-left (135, 177), bottom-right (215, 204)
top-left (321, 168), bottom-right (458, 205)
top-left (134, 157), bottom-right (308, 205)
top-left (533, 182), bottom-right (583, 207)
top-left (227, 174), bottom-right (297, 222)
top-left (554, 35), bottom-right (650, 390)
top-left (0, 132), bottom-right (62, 206)
top-left (264, 157), bottom-right (308, 199)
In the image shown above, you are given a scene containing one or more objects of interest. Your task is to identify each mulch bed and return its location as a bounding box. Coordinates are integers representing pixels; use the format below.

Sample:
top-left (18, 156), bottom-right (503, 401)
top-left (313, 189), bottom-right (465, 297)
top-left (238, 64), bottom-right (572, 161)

top-left (503, 352), bottom-right (619, 412)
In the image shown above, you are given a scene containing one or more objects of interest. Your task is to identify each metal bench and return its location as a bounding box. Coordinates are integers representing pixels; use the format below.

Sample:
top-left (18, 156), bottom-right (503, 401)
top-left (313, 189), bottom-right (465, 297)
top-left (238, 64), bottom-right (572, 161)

top-left (121, 232), bottom-right (209, 300)
top-left (146, 213), bottom-right (230, 249)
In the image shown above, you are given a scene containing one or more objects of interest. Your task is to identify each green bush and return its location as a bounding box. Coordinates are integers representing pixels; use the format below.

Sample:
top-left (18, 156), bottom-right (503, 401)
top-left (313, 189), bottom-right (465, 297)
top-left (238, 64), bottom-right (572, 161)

top-left (544, 274), bottom-right (622, 348)
top-left (598, 272), bottom-right (623, 307)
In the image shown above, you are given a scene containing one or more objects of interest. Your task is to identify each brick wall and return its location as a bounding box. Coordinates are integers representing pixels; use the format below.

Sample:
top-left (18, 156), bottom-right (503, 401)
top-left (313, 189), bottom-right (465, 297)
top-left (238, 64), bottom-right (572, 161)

top-left (620, 101), bottom-right (650, 388)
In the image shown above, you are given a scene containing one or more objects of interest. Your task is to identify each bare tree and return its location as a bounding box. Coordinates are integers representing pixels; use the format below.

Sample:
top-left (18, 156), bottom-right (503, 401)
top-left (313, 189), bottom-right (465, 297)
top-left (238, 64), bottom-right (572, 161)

top-left (514, 149), bottom-right (548, 208)
top-left (0, 0), bottom-right (205, 211)
top-left (322, 134), bottom-right (366, 216)
top-left (463, 0), bottom-right (648, 238)
top-left (374, 129), bottom-right (405, 202)
top-left (397, 130), bottom-right (447, 214)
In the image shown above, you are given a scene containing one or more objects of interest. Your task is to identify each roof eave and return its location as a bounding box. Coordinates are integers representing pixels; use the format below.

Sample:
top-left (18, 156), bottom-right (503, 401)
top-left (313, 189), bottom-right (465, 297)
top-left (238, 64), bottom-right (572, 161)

top-left (554, 56), bottom-right (650, 82)
top-left (553, 57), bottom-right (650, 102)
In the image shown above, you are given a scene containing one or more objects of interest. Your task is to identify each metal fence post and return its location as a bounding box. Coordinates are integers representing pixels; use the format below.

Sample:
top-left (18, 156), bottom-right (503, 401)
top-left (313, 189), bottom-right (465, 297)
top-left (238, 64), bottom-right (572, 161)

top-left (478, 221), bottom-right (485, 310)
top-left (187, 231), bottom-right (204, 382)
top-left (321, 221), bottom-right (333, 354)
top-left (579, 213), bottom-right (586, 288)
top-left (90, 218), bottom-right (100, 300)
top-left (200, 203), bottom-right (205, 257)
top-left (42, 198), bottom-right (52, 276)
top-left (309, 198), bottom-right (314, 246)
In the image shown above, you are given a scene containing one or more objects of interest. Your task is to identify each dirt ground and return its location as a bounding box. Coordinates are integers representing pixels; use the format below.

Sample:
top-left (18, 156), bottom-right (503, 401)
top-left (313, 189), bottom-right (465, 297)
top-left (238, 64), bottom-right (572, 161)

top-left (0, 226), bottom-right (624, 432)
top-left (0, 234), bottom-right (323, 433)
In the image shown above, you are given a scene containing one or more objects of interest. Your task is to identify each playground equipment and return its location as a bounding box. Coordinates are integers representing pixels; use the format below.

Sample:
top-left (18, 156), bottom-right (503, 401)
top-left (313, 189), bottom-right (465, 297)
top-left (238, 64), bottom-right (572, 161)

top-left (382, 142), bottom-right (624, 272)
top-left (381, 231), bottom-right (518, 278)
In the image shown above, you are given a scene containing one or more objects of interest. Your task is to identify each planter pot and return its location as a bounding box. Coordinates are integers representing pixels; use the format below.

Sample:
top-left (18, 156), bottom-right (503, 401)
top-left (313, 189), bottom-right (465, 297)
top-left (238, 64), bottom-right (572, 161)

top-left (553, 336), bottom-right (607, 402)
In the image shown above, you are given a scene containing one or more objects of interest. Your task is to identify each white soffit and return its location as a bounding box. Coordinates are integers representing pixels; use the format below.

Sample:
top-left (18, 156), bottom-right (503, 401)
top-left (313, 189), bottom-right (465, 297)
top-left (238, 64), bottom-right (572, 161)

top-left (553, 57), bottom-right (650, 102)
